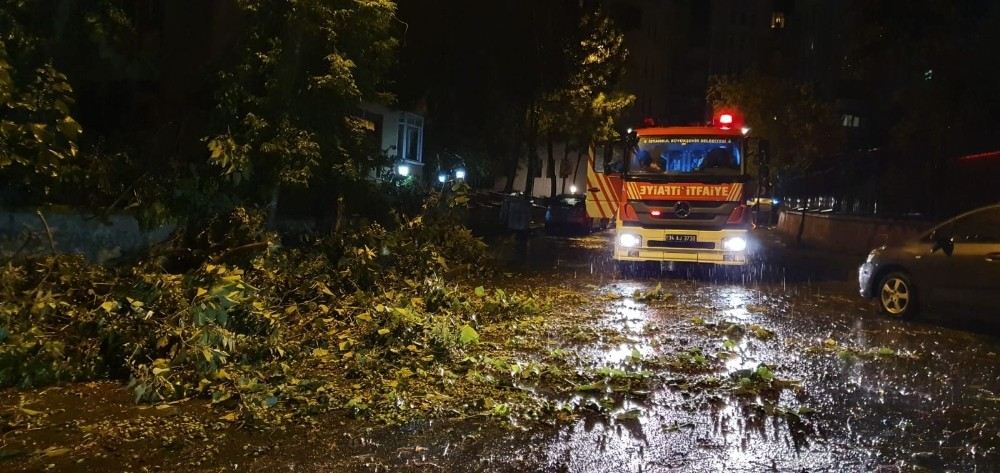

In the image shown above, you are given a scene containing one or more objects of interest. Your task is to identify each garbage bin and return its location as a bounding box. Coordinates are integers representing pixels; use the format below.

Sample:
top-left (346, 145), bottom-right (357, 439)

top-left (500, 194), bottom-right (531, 233)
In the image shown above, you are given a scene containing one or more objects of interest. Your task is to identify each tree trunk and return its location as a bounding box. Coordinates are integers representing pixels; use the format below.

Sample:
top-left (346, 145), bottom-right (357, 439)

top-left (524, 104), bottom-right (538, 197)
top-left (547, 134), bottom-right (556, 197)
top-left (315, 185), bottom-right (342, 235)
top-left (503, 156), bottom-right (517, 193)
top-left (796, 206), bottom-right (807, 245)
top-left (333, 195), bottom-right (345, 235)
top-left (561, 144), bottom-right (571, 193)
top-left (502, 125), bottom-right (521, 193)
top-left (266, 186), bottom-right (281, 229)
top-left (572, 148), bottom-right (585, 184)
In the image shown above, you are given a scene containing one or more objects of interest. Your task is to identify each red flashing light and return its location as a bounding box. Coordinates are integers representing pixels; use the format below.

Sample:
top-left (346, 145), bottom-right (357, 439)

top-left (713, 110), bottom-right (742, 130)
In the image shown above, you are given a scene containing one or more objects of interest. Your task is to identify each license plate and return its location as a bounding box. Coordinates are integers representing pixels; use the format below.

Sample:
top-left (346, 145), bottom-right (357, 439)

top-left (665, 234), bottom-right (697, 242)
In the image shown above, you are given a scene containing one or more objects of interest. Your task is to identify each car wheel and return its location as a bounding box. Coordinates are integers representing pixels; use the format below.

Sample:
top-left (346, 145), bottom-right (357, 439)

top-left (878, 271), bottom-right (917, 318)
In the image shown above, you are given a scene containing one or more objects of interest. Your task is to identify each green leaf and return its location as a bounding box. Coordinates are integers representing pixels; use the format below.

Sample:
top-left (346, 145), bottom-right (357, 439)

top-left (755, 365), bottom-right (774, 382)
top-left (458, 324), bottom-right (479, 345)
top-left (616, 408), bottom-right (642, 420)
top-left (474, 286), bottom-right (486, 297)
top-left (42, 447), bottom-right (70, 457)
top-left (575, 382), bottom-right (604, 392)
top-left (99, 301), bottom-right (118, 312)
top-left (629, 347), bottom-right (641, 362)
top-left (57, 116), bottom-right (81, 139)
top-left (18, 407), bottom-right (43, 416)
top-left (312, 347), bottom-right (330, 358)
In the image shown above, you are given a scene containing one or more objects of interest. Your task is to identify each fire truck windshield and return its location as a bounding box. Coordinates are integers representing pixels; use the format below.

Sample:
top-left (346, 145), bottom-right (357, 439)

top-left (629, 136), bottom-right (742, 176)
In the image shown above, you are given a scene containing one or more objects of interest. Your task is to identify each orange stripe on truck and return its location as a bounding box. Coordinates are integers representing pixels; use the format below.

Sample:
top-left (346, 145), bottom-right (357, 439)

top-left (593, 173), bottom-right (615, 217)
top-left (585, 173), bottom-right (610, 218)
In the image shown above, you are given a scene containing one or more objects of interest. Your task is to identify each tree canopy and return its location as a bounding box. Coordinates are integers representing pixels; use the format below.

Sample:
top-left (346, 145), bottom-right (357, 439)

top-left (395, 2), bottom-right (633, 195)
top-left (0, 0), bottom-right (403, 229)
top-left (707, 71), bottom-right (843, 172)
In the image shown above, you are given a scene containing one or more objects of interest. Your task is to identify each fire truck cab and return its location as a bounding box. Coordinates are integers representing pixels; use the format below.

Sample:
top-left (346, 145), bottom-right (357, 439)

top-left (587, 118), bottom-right (758, 267)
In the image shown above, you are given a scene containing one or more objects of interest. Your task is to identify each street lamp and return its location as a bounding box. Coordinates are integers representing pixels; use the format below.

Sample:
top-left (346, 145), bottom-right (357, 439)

top-left (397, 164), bottom-right (410, 177)
top-left (437, 173), bottom-right (447, 183)
top-left (454, 168), bottom-right (466, 180)
top-left (569, 185), bottom-right (578, 194)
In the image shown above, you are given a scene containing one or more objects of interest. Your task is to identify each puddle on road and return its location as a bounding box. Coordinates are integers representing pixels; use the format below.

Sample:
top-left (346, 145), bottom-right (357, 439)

top-left (469, 233), bottom-right (1000, 471)
top-left (530, 279), bottom-right (850, 472)
top-left (8, 233), bottom-right (1000, 472)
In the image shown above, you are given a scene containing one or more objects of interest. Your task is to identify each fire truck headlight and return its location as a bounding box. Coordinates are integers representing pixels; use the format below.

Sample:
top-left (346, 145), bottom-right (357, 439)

top-left (618, 233), bottom-right (641, 248)
top-left (722, 237), bottom-right (748, 252)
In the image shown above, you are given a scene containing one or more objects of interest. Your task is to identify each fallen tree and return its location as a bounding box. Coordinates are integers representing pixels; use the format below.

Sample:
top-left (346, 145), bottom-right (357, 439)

top-left (0, 184), bottom-right (552, 424)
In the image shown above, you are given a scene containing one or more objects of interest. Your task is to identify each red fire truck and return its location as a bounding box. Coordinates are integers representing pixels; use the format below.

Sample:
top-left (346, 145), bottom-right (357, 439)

top-left (586, 113), bottom-right (761, 267)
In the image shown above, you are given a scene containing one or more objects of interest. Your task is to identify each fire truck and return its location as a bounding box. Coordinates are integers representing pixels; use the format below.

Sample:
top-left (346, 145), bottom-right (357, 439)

top-left (586, 112), bottom-right (767, 268)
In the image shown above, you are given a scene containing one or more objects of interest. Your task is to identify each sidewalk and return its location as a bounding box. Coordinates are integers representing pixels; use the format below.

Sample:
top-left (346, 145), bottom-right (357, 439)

top-left (751, 226), bottom-right (865, 283)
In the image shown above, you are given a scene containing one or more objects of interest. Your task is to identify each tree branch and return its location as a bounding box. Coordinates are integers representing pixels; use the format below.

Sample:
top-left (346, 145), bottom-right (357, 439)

top-left (35, 210), bottom-right (56, 254)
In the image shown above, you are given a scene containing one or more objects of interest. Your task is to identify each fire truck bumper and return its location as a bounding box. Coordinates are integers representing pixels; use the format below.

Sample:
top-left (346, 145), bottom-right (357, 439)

top-left (613, 227), bottom-right (749, 266)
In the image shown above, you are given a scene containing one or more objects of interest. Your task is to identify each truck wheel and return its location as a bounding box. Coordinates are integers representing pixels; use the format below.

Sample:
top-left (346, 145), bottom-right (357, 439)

top-left (878, 271), bottom-right (918, 319)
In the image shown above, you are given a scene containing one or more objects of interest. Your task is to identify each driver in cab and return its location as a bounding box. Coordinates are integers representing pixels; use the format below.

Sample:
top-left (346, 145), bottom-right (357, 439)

top-left (636, 148), bottom-right (665, 173)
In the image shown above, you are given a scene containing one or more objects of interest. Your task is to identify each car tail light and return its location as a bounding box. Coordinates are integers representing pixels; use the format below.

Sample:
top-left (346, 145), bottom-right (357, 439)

top-left (726, 205), bottom-right (748, 224)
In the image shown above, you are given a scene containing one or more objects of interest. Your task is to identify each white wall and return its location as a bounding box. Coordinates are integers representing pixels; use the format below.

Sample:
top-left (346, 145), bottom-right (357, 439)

top-left (380, 110), bottom-right (400, 158)
top-left (493, 142), bottom-right (590, 197)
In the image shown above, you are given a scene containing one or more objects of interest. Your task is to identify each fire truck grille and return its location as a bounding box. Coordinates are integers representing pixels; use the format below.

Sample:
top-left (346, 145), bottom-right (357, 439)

top-left (646, 240), bottom-right (716, 249)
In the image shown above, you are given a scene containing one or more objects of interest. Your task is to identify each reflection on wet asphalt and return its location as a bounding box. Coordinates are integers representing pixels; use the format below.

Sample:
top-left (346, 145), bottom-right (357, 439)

top-left (13, 229), bottom-right (993, 472)
top-left (445, 230), bottom-right (1000, 472)
top-left (185, 229), bottom-right (995, 472)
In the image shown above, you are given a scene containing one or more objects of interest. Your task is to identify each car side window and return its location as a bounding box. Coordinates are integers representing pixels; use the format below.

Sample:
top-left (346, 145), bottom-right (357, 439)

top-left (935, 207), bottom-right (1000, 243)
top-left (926, 220), bottom-right (954, 242)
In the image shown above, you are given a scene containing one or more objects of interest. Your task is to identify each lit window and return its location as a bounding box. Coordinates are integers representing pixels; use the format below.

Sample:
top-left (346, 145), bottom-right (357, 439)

top-left (841, 114), bottom-right (862, 128)
top-left (771, 12), bottom-right (786, 29)
top-left (396, 113), bottom-right (423, 162)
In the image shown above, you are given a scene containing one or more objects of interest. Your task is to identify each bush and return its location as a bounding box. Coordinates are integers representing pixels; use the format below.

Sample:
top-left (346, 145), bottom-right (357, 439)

top-left (0, 184), bottom-right (536, 422)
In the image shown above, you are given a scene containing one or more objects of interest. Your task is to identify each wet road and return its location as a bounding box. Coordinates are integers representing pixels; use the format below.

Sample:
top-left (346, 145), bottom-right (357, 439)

top-left (337, 230), bottom-right (1000, 472)
top-left (6, 230), bottom-right (1000, 472)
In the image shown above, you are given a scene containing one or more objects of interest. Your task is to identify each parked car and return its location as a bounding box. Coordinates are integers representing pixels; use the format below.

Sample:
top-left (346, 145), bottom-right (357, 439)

top-left (858, 203), bottom-right (1000, 318)
top-left (544, 194), bottom-right (609, 234)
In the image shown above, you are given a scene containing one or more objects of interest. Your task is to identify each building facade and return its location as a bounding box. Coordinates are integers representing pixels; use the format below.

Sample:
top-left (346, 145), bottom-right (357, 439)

top-left (359, 104), bottom-right (427, 178)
